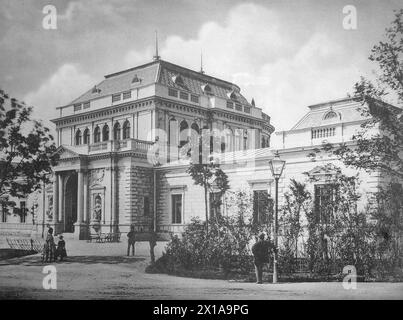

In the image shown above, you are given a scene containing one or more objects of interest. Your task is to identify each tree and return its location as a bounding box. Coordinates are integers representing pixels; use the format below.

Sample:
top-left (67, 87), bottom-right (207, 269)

top-left (334, 10), bottom-right (403, 179)
top-left (280, 179), bottom-right (311, 272)
top-left (303, 165), bottom-right (377, 276)
top-left (187, 159), bottom-right (230, 234)
top-left (0, 91), bottom-right (58, 204)
top-left (370, 182), bottom-right (403, 272)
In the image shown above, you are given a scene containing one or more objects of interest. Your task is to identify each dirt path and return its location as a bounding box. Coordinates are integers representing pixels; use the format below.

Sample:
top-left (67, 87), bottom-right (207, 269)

top-left (0, 241), bottom-right (402, 299)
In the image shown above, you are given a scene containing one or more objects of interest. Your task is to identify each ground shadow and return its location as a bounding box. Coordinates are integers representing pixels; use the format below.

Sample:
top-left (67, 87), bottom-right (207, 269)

top-left (0, 254), bottom-right (146, 266)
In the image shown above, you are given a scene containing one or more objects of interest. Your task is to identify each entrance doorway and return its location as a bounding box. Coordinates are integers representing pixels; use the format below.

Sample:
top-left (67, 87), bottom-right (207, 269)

top-left (64, 173), bottom-right (78, 233)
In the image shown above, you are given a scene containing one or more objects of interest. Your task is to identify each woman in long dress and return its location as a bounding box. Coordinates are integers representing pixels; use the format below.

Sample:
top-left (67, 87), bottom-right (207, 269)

top-left (43, 228), bottom-right (56, 262)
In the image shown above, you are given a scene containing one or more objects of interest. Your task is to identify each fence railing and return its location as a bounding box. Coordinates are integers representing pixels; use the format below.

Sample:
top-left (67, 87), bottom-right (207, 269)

top-left (88, 139), bottom-right (154, 154)
top-left (157, 224), bottom-right (185, 234)
top-left (6, 238), bottom-right (44, 252)
top-left (0, 223), bottom-right (36, 231)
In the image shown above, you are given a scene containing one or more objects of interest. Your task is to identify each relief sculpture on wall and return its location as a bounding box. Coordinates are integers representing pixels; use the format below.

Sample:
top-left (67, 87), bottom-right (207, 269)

top-left (89, 168), bottom-right (105, 187)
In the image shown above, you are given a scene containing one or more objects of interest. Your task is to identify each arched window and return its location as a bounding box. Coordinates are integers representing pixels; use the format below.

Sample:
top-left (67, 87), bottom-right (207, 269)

top-left (190, 122), bottom-right (200, 161)
top-left (227, 90), bottom-right (237, 100)
top-left (234, 129), bottom-right (242, 151)
top-left (113, 122), bottom-right (121, 141)
top-left (83, 128), bottom-right (90, 144)
top-left (102, 124), bottom-right (109, 141)
top-left (172, 74), bottom-right (184, 86)
top-left (324, 111), bottom-right (338, 120)
top-left (179, 120), bottom-right (189, 148)
top-left (123, 120), bottom-right (131, 139)
top-left (224, 127), bottom-right (233, 152)
top-left (94, 126), bottom-right (101, 143)
top-left (75, 129), bottom-right (82, 145)
top-left (190, 122), bottom-right (200, 142)
top-left (169, 118), bottom-right (178, 162)
top-left (201, 84), bottom-right (212, 94)
top-left (169, 118), bottom-right (178, 146)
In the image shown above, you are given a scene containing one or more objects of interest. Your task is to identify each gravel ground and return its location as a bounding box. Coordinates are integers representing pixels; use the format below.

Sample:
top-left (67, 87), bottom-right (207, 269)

top-left (0, 240), bottom-right (402, 300)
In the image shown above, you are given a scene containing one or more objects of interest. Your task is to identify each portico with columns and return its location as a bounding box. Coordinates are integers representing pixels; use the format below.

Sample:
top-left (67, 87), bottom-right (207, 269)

top-left (48, 150), bottom-right (91, 239)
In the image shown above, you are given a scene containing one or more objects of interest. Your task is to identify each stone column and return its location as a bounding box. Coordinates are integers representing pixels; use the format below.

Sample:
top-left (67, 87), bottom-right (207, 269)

top-left (58, 174), bottom-right (63, 223)
top-left (52, 173), bottom-right (59, 223)
top-left (77, 170), bottom-right (84, 223)
top-left (74, 169), bottom-right (86, 239)
top-left (83, 171), bottom-right (88, 223)
top-left (110, 163), bottom-right (117, 233)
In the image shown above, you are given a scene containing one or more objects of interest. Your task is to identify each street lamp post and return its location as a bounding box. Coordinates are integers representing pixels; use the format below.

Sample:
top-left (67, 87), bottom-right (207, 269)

top-left (269, 151), bottom-right (286, 284)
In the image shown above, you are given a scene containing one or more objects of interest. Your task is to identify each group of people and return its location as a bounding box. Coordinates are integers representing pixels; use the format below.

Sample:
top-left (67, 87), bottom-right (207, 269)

top-left (42, 227), bottom-right (67, 263)
top-left (43, 224), bottom-right (274, 284)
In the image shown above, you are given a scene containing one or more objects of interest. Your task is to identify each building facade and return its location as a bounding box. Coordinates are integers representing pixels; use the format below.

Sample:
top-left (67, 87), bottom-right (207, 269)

top-left (1, 60), bottom-right (399, 244)
top-left (41, 59), bottom-right (274, 240)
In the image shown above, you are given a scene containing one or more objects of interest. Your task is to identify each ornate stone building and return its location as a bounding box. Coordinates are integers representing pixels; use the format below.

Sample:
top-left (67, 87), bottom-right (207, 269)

top-left (1, 60), bottom-right (400, 245)
top-left (46, 58), bottom-right (274, 239)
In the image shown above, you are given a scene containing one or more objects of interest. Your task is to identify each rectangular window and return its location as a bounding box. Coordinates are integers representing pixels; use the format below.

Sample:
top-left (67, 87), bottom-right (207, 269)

top-left (83, 101), bottom-right (90, 109)
top-left (253, 190), bottom-right (271, 226)
top-left (143, 196), bottom-right (150, 216)
top-left (314, 184), bottom-right (336, 224)
top-left (123, 91), bottom-right (131, 100)
top-left (74, 104), bottom-right (82, 111)
top-left (235, 103), bottom-right (242, 111)
top-left (168, 88), bottom-right (178, 98)
top-left (20, 201), bottom-right (26, 223)
top-left (226, 101), bottom-right (234, 109)
top-left (209, 192), bottom-right (222, 219)
top-left (191, 94), bottom-right (199, 103)
top-left (1, 203), bottom-right (7, 223)
top-left (112, 93), bottom-right (121, 102)
top-left (180, 92), bottom-right (189, 100)
top-left (171, 194), bottom-right (182, 224)
top-left (244, 106), bottom-right (251, 113)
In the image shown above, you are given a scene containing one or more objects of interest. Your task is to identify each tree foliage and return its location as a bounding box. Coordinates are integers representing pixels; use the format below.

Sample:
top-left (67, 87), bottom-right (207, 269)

top-left (151, 216), bottom-right (255, 275)
top-left (334, 10), bottom-right (403, 179)
top-left (280, 179), bottom-right (311, 273)
top-left (0, 91), bottom-right (58, 201)
top-left (187, 160), bottom-right (230, 233)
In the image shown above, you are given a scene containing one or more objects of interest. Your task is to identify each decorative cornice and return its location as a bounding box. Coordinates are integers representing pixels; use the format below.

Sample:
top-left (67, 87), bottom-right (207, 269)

top-left (155, 97), bottom-right (275, 133)
top-left (52, 98), bottom-right (155, 127)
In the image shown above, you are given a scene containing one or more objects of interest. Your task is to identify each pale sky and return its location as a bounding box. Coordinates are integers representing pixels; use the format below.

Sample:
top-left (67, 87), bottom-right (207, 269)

top-left (0, 0), bottom-right (401, 133)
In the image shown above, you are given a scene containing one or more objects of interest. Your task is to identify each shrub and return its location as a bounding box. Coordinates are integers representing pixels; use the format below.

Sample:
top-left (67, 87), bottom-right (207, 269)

top-left (151, 213), bottom-right (257, 275)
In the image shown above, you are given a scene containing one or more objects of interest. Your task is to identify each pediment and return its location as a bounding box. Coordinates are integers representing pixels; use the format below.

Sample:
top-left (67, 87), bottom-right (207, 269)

top-left (54, 146), bottom-right (80, 160)
top-left (307, 164), bottom-right (341, 177)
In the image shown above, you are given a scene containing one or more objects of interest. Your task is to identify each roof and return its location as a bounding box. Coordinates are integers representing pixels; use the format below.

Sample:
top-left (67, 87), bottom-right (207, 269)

top-left (157, 61), bottom-right (249, 105)
top-left (70, 62), bottom-right (160, 105)
top-left (68, 59), bottom-right (251, 106)
top-left (55, 145), bottom-right (88, 158)
top-left (290, 97), bottom-right (369, 130)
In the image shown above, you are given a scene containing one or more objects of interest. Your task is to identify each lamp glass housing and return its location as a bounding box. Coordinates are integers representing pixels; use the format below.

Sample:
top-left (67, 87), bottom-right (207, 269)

top-left (269, 152), bottom-right (286, 179)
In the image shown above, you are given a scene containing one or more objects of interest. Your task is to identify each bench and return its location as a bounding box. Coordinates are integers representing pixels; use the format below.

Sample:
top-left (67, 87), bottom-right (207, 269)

top-left (109, 232), bottom-right (121, 242)
top-left (87, 232), bottom-right (121, 243)
top-left (87, 233), bottom-right (102, 243)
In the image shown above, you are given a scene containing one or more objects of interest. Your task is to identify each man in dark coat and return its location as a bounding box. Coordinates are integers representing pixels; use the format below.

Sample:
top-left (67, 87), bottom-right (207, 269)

top-left (252, 233), bottom-right (275, 284)
top-left (127, 225), bottom-right (136, 256)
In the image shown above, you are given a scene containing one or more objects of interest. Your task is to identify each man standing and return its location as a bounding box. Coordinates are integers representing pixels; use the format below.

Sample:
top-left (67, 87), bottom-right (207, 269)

top-left (127, 225), bottom-right (136, 256)
top-left (252, 233), bottom-right (275, 284)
